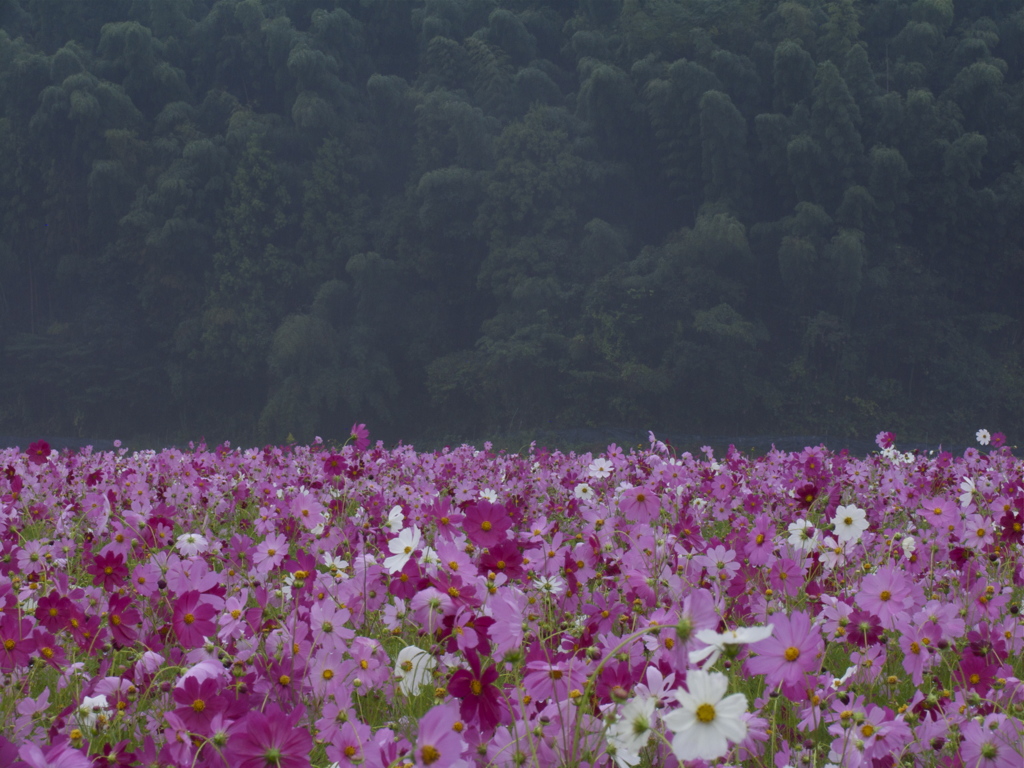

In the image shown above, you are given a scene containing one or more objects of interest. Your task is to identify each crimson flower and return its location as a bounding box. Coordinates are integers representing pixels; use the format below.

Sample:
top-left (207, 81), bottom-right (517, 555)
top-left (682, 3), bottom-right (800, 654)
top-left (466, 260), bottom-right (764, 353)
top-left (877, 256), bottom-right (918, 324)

top-left (478, 540), bottom-right (524, 580)
top-left (0, 613), bottom-right (35, 672)
top-left (173, 676), bottom-right (227, 734)
top-left (846, 610), bottom-right (884, 647)
top-left (30, 628), bottom-right (67, 669)
top-left (448, 649), bottom-right (502, 731)
top-left (26, 440), bottom-right (51, 465)
top-left (225, 704), bottom-right (313, 768)
top-left (462, 501), bottom-right (511, 548)
top-left (88, 551), bottom-right (128, 591)
top-left (35, 590), bottom-right (73, 632)
top-left (172, 591), bottom-right (217, 649)
top-left (107, 593), bottom-right (141, 646)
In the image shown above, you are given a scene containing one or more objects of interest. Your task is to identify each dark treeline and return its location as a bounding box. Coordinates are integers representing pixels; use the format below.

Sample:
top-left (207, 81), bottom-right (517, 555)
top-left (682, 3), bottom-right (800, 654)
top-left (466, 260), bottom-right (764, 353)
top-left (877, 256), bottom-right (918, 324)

top-left (1, 0), bottom-right (1022, 449)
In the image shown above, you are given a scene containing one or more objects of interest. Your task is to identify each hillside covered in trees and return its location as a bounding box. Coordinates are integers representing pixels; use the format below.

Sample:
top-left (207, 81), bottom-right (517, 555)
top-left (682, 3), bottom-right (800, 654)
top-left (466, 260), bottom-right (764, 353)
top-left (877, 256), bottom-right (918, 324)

top-left (1, 0), bottom-right (1022, 448)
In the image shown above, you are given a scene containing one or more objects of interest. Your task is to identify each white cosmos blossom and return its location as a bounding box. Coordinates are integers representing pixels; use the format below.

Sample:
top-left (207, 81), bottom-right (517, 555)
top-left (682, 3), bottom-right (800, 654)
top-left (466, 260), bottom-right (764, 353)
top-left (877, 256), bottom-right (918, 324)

top-left (787, 519), bottom-right (819, 551)
top-left (901, 536), bottom-right (916, 558)
top-left (662, 670), bottom-right (748, 762)
top-left (831, 504), bottom-right (869, 544)
top-left (688, 624), bottom-right (775, 669)
top-left (588, 457), bottom-right (614, 479)
top-left (383, 526), bottom-right (421, 574)
top-left (75, 694), bottom-right (110, 729)
top-left (394, 645), bottom-right (436, 696)
top-left (605, 695), bottom-right (657, 768)
top-left (976, 428), bottom-right (991, 446)
top-left (175, 533), bottom-right (209, 557)
top-left (574, 483), bottom-right (596, 501)
top-left (386, 505), bottom-right (404, 533)
top-left (960, 477), bottom-right (976, 507)
top-left (480, 488), bottom-right (498, 503)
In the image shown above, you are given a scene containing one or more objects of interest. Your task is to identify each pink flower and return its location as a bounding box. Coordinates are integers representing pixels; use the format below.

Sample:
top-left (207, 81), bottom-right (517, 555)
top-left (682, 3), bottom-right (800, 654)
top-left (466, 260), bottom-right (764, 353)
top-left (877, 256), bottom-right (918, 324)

top-left (414, 704), bottom-right (466, 768)
top-left (619, 486), bottom-right (660, 523)
top-left (18, 738), bottom-right (92, 768)
top-left (918, 497), bottom-right (959, 533)
top-left (745, 611), bottom-right (823, 694)
top-left (253, 533), bottom-right (288, 575)
top-left (856, 564), bottom-right (914, 626)
top-left (225, 704), bottom-right (313, 768)
top-left (959, 713), bottom-right (1021, 768)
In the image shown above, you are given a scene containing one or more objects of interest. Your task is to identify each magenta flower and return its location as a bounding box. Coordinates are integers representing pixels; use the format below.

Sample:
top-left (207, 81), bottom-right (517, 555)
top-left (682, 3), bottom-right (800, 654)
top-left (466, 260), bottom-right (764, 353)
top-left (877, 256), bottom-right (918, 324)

top-left (173, 675), bottom-right (227, 735)
top-left (172, 591), bottom-right (217, 649)
top-left (462, 501), bottom-right (512, 548)
top-left (107, 593), bottom-right (141, 646)
top-left (19, 737), bottom-right (92, 768)
top-left (0, 613), bottom-right (35, 672)
top-left (350, 423), bottom-right (370, 451)
top-left (25, 439), bottom-right (51, 465)
top-left (35, 591), bottom-right (72, 633)
top-left (414, 704), bottom-right (466, 768)
top-left (745, 611), bottom-right (823, 694)
top-left (88, 551), bottom-right (128, 591)
top-left (225, 704), bottom-right (313, 768)
top-left (619, 486), bottom-right (661, 522)
top-left (448, 648), bottom-right (503, 732)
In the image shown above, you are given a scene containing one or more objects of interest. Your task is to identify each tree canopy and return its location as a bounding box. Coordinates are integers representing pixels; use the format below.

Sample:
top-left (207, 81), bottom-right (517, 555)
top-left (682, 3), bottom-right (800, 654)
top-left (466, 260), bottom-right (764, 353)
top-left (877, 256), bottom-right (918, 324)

top-left (1, 0), bottom-right (1022, 447)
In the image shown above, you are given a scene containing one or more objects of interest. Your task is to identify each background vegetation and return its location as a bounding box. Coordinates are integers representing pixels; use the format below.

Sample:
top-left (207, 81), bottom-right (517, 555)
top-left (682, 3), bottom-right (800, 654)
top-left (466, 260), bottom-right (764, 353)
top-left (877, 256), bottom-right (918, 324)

top-left (1, 0), bottom-right (1022, 448)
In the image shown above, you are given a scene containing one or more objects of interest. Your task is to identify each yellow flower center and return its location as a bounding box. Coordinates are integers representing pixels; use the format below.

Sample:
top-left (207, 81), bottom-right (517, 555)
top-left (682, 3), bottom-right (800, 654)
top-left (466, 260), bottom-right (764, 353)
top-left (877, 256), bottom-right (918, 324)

top-left (879, 590), bottom-right (891, 601)
top-left (695, 703), bottom-right (716, 723)
top-left (420, 745), bottom-right (441, 765)
top-left (481, 521), bottom-right (492, 531)
top-left (192, 700), bottom-right (206, 713)
top-left (784, 646), bottom-right (800, 662)
top-left (470, 679), bottom-right (482, 695)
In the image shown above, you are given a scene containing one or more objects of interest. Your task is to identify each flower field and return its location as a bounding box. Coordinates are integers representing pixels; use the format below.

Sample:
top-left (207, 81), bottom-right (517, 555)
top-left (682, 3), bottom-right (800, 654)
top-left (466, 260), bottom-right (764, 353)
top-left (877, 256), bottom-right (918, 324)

top-left (1, 427), bottom-right (1023, 768)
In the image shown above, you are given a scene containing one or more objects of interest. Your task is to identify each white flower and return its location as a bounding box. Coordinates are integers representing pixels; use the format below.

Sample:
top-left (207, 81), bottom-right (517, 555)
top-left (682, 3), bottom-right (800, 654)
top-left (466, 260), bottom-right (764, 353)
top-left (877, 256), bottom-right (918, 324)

top-left (662, 670), bottom-right (748, 762)
top-left (384, 526), bottom-right (422, 574)
top-left (959, 477), bottom-right (976, 507)
top-left (976, 429), bottom-right (991, 446)
top-left (533, 575), bottom-right (566, 596)
top-left (900, 536), bottom-right (916, 558)
top-left (574, 483), bottom-right (595, 501)
top-left (480, 488), bottom-right (498, 503)
top-left (394, 645), bottom-right (436, 696)
top-left (175, 532), bottom-right (209, 557)
top-left (787, 519), bottom-right (819, 551)
top-left (589, 457), bottom-right (614, 479)
top-left (831, 505), bottom-right (869, 544)
top-left (688, 624), bottom-right (774, 669)
top-left (387, 505), bottom-right (405, 533)
top-left (75, 694), bottom-right (110, 729)
top-left (606, 695), bottom-right (657, 766)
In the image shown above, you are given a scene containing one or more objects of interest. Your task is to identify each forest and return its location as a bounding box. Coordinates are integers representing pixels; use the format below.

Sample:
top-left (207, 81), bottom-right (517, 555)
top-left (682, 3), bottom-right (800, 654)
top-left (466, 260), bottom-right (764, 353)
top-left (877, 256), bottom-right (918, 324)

top-left (0, 0), bottom-right (1022, 449)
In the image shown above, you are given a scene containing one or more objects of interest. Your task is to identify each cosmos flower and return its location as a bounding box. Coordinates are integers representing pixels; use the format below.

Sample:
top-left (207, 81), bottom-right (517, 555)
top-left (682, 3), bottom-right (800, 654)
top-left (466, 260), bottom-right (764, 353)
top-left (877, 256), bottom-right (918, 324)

top-left (395, 645), bottom-right (436, 697)
top-left (662, 670), bottom-right (748, 762)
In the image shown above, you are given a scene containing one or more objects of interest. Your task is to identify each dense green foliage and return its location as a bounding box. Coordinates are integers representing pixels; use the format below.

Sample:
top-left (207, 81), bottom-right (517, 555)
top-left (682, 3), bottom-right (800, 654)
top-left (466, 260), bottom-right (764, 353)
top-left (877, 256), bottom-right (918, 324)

top-left (1, 0), bottom-right (1022, 447)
